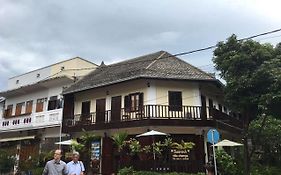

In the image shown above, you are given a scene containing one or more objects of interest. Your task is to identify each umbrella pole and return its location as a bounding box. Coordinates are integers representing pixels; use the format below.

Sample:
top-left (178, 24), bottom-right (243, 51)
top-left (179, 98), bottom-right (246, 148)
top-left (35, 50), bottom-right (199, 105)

top-left (153, 139), bottom-right (156, 160)
top-left (153, 137), bottom-right (156, 171)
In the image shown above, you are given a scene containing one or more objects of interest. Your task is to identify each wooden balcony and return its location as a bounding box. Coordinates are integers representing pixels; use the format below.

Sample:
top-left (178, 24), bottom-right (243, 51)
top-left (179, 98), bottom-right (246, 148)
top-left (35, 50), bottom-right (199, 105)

top-left (63, 105), bottom-right (243, 132)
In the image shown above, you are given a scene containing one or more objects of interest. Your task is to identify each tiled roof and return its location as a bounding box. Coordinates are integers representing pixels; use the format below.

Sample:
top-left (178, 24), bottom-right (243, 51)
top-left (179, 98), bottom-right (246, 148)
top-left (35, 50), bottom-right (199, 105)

top-left (63, 51), bottom-right (218, 94)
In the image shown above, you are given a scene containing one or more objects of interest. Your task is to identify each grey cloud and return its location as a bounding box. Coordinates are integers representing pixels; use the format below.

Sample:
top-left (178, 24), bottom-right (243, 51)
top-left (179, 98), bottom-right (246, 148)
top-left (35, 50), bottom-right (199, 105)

top-left (0, 0), bottom-right (280, 90)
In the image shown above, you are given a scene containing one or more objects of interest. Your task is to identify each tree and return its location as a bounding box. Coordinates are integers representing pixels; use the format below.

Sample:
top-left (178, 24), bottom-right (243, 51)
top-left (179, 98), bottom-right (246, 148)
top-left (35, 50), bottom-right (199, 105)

top-left (213, 35), bottom-right (281, 174)
top-left (111, 132), bottom-right (128, 153)
top-left (249, 116), bottom-right (281, 167)
top-left (72, 131), bottom-right (100, 173)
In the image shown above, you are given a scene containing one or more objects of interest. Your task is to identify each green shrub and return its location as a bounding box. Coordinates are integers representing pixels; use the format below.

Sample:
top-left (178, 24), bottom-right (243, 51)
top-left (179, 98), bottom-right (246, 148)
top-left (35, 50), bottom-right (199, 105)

top-left (129, 170), bottom-right (204, 175)
top-left (215, 149), bottom-right (240, 175)
top-left (250, 164), bottom-right (281, 175)
top-left (118, 166), bottom-right (135, 175)
top-left (118, 167), bottom-right (204, 175)
top-left (0, 149), bottom-right (15, 173)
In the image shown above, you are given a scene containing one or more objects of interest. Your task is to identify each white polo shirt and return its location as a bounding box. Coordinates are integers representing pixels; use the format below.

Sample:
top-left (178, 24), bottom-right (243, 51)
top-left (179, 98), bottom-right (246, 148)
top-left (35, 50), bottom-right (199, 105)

top-left (66, 161), bottom-right (85, 175)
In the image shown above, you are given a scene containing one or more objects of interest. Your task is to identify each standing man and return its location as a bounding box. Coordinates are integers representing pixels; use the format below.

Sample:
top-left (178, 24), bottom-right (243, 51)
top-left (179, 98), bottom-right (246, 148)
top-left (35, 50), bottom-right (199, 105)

top-left (66, 152), bottom-right (85, 175)
top-left (42, 149), bottom-right (68, 175)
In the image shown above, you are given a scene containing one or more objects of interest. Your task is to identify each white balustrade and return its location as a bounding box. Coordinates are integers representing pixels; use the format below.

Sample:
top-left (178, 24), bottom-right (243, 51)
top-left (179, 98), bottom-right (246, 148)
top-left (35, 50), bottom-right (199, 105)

top-left (0, 109), bottom-right (62, 131)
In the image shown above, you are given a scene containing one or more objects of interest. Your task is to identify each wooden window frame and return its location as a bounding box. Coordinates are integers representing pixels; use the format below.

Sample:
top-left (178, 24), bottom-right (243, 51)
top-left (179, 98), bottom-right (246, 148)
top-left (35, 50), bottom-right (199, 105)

top-left (168, 91), bottom-right (182, 111)
top-left (36, 98), bottom-right (45, 112)
top-left (4, 104), bottom-right (13, 118)
top-left (25, 100), bottom-right (33, 114)
top-left (15, 102), bottom-right (24, 116)
top-left (124, 92), bottom-right (143, 112)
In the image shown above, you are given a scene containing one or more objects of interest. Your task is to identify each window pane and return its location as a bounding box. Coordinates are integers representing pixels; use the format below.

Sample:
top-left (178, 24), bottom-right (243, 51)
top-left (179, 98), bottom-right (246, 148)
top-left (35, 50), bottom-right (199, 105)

top-left (168, 91), bottom-right (182, 111)
top-left (36, 98), bottom-right (44, 112)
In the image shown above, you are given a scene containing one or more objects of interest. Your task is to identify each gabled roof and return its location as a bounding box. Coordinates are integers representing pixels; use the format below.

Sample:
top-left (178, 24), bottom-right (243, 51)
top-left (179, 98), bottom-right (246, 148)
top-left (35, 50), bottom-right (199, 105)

top-left (63, 51), bottom-right (218, 94)
top-left (0, 76), bottom-right (73, 98)
top-left (9, 57), bottom-right (97, 79)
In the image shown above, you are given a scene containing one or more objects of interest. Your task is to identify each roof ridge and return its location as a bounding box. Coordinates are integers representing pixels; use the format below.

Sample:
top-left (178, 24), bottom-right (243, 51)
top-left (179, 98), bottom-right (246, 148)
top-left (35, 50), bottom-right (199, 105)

top-left (166, 53), bottom-right (214, 78)
top-left (109, 50), bottom-right (165, 66)
top-left (145, 51), bottom-right (167, 70)
top-left (9, 57), bottom-right (96, 79)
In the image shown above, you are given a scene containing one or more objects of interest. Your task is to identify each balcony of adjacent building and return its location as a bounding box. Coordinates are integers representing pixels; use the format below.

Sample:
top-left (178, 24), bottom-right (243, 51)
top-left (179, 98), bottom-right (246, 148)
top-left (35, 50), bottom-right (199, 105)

top-left (63, 104), bottom-right (243, 133)
top-left (0, 109), bottom-right (62, 132)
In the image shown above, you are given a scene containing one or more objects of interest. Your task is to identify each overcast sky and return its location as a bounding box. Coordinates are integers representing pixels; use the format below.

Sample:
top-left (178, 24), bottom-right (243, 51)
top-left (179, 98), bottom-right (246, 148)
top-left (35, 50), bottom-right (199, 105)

top-left (0, 0), bottom-right (281, 90)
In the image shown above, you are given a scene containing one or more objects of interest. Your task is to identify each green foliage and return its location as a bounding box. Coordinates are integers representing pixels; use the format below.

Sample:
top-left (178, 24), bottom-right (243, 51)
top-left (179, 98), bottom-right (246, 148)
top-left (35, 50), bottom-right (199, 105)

top-left (215, 149), bottom-right (240, 175)
top-left (249, 116), bottom-right (281, 166)
top-left (71, 140), bottom-right (85, 153)
top-left (80, 130), bottom-right (100, 144)
top-left (31, 167), bottom-right (44, 175)
top-left (172, 140), bottom-right (195, 152)
top-left (213, 35), bottom-right (281, 119)
top-left (117, 167), bottom-right (205, 175)
top-left (141, 145), bottom-right (151, 154)
top-left (152, 141), bottom-right (163, 156)
top-left (0, 149), bottom-right (15, 173)
top-left (118, 167), bottom-right (198, 175)
top-left (72, 131), bottom-right (100, 154)
top-left (71, 131), bottom-right (100, 172)
top-left (112, 132), bottom-right (128, 152)
top-left (118, 166), bottom-right (135, 175)
top-left (250, 164), bottom-right (281, 175)
top-left (128, 138), bottom-right (141, 155)
top-left (162, 137), bottom-right (174, 148)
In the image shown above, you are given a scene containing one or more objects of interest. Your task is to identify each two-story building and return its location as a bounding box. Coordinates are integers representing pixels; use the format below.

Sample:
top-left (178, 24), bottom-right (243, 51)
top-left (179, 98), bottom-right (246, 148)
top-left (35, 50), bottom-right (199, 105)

top-left (0, 57), bottom-right (97, 166)
top-left (62, 51), bottom-right (243, 174)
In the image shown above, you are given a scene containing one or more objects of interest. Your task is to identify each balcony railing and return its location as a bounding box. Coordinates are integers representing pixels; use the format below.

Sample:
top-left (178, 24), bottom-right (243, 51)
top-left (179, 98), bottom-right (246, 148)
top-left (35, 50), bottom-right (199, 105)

top-left (64, 105), bottom-right (242, 128)
top-left (0, 109), bottom-right (62, 131)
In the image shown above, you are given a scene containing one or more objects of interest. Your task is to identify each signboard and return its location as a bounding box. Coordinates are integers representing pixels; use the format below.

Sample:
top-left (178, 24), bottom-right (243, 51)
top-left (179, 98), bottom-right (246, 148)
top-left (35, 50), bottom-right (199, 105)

top-left (207, 129), bottom-right (220, 144)
top-left (171, 149), bottom-right (190, 160)
top-left (91, 141), bottom-right (101, 160)
top-left (91, 140), bottom-right (101, 174)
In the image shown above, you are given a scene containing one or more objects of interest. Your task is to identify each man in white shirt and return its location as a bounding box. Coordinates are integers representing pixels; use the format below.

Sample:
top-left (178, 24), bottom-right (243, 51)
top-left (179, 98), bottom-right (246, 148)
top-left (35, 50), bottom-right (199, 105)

top-left (66, 152), bottom-right (85, 175)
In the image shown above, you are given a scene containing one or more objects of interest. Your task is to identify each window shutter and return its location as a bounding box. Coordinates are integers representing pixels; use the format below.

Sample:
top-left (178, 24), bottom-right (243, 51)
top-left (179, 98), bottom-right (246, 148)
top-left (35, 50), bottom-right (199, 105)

top-left (124, 95), bottom-right (130, 112)
top-left (168, 91), bottom-right (182, 111)
top-left (139, 93), bottom-right (144, 107)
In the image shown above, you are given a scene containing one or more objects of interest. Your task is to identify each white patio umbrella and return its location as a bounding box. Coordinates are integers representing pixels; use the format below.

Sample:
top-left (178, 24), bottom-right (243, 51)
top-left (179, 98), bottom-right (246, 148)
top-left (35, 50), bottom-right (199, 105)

top-left (55, 139), bottom-right (77, 145)
top-left (136, 130), bottom-right (169, 160)
top-left (213, 139), bottom-right (243, 147)
top-left (136, 130), bottom-right (169, 137)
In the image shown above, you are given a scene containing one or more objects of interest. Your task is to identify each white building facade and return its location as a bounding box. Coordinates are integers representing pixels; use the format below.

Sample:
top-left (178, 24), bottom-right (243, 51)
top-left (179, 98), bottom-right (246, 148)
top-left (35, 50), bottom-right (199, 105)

top-left (0, 57), bottom-right (97, 165)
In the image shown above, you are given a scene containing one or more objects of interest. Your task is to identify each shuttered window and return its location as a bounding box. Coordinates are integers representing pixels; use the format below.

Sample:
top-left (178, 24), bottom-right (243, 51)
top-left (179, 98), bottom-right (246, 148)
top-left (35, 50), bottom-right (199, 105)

top-left (168, 91), bottom-right (182, 111)
top-left (36, 98), bottom-right (45, 112)
top-left (124, 92), bottom-right (143, 112)
top-left (15, 102), bottom-right (24, 116)
top-left (4, 105), bottom-right (13, 118)
top-left (25, 100), bottom-right (33, 114)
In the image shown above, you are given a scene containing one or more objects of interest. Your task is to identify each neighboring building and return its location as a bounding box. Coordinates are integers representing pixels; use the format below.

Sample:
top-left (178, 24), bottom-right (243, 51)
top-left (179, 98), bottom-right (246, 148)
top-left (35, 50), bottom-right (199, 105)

top-left (0, 57), bottom-right (97, 167)
top-left (62, 51), bottom-right (243, 174)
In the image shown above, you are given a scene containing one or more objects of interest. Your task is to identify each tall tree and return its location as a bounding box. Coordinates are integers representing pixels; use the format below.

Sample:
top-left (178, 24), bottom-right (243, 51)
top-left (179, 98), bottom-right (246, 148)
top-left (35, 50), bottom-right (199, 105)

top-left (249, 116), bottom-right (281, 167)
top-left (213, 35), bottom-right (281, 174)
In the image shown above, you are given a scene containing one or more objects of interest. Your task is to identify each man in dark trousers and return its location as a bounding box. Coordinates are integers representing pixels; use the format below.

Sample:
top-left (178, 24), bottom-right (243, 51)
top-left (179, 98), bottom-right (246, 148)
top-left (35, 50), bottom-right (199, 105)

top-left (42, 149), bottom-right (68, 175)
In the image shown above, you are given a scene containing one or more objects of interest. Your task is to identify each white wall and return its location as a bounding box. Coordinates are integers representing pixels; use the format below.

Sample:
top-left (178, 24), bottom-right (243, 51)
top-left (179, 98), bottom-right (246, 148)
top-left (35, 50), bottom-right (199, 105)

top-left (0, 101), bottom-right (4, 119)
top-left (8, 67), bottom-right (51, 90)
top-left (3, 85), bottom-right (63, 117)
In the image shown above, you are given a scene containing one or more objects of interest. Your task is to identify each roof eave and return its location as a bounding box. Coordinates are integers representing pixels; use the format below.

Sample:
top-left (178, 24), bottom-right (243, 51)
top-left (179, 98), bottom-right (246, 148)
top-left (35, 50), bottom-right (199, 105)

top-left (63, 76), bottom-right (220, 95)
